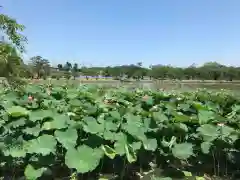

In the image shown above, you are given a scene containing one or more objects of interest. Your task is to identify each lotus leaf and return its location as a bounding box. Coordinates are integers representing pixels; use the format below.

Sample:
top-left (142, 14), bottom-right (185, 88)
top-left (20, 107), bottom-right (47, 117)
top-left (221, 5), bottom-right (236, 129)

top-left (24, 164), bottom-right (47, 180)
top-left (55, 128), bottom-right (78, 149)
top-left (65, 145), bottom-right (103, 173)
top-left (172, 143), bottom-right (193, 160)
top-left (6, 106), bottom-right (29, 117)
top-left (26, 135), bottom-right (57, 155)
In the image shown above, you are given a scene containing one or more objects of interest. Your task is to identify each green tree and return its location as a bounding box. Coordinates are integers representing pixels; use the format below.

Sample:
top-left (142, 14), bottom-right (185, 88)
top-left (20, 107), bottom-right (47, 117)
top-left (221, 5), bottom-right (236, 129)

top-left (72, 63), bottom-right (79, 79)
top-left (57, 64), bottom-right (63, 71)
top-left (0, 8), bottom-right (27, 83)
top-left (64, 62), bottom-right (72, 72)
top-left (42, 59), bottom-right (51, 78)
top-left (0, 13), bottom-right (27, 52)
top-left (63, 62), bottom-right (72, 79)
top-left (55, 63), bottom-right (240, 81)
top-left (0, 42), bottom-right (24, 77)
top-left (29, 56), bottom-right (50, 78)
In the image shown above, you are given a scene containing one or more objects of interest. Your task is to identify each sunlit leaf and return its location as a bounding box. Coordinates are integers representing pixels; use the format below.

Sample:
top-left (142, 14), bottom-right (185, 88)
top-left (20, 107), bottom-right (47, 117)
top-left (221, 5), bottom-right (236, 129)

top-left (197, 124), bottom-right (219, 142)
top-left (172, 143), bottom-right (193, 160)
top-left (198, 110), bottom-right (215, 124)
top-left (6, 106), bottom-right (29, 117)
top-left (142, 138), bottom-right (157, 151)
top-left (101, 145), bottom-right (116, 159)
top-left (65, 145), bottom-right (103, 173)
top-left (55, 128), bottom-right (78, 149)
top-left (201, 142), bottom-right (212, 154)
top-left (26, 135), bottom-right (57, 156)
top-left (24, 164), bottom-right (47, 180)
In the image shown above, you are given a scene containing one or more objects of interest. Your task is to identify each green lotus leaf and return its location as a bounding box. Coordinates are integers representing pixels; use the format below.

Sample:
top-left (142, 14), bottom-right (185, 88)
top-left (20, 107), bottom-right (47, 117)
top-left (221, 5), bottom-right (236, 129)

top-left (25, 85), bottom-right (43, 94)
top-left (6, 106), bottom-right (29, 117)
top-left (101, 145), bottom-right (116, 159)
top-left (182, 171), bottom-right (192, 177)
top-left (114, 133), bottom-right (127, 155)
top-left (178, 103), bottom-right (190, 111)
top-left (29, 110), bottom-right (55, 122)
top-left (125, 144), bottom-right (137, 163)
top-left (26, 135), bottom-right (57, 156)
top-left (23, 124), bottom-right (41, 137)
top-left (173, 112), bottom-right (190, 123)
top-left (197, 124), bottom-right (219, 142)
top-left (192, 101), bottom-right (207, 111)
top-left (123, 114), bottom-right (146, 141)
top-left (142, 138), bottom-right (157, 151)
top-left (172, 143), bottom-right (193, 160)
top-left (24, 164), bottom-right (47, 180)
top-left (3, 143), bottom-right (27, 158)
top-left (55, 128), bottom-right (78, 149)
top-left (109, 110), bottom-right (121, 120)
top-left (42, 114), bottom-right (69, 130)
top-left (152, 111), bottom-right (168, 123)
top-left (104, 120), bottom-right (119, 131)
top-left (195, 176), bottom-right (205, 180)
top-left (67, 93), bottom-right (79, 101)
top-left (201, 141), bottom-right (212, 154)
top-left (161, 136), bottom-right (177, 148)
top-left (103, 131), bottom-right (117, 141)
top-left (65, 145), bottom-right (103, 173)
top-left (132, 141), bottom-right (142, 151)
top-left (83, 116), bottom-right (96, 122)
top-left (198, 110), bottom-right (215, 124)
top-left (221, 125), bottom-right (235, 138)
top-left (5, 117), bottom-right (26, 129)
top-left (83, 116), bottom-right (104, 134)
top-left (174, 123), bottom-right (188, 132)
top-left (83, 103), bottom-right (98, 115)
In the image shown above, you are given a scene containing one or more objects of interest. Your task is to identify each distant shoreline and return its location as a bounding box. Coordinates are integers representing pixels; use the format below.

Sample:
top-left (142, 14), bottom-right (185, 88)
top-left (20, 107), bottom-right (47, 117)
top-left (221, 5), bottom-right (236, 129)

top-left (32, 79), bottom-right (240, 84)
top-left (1, 77), bottom-right (240, 84)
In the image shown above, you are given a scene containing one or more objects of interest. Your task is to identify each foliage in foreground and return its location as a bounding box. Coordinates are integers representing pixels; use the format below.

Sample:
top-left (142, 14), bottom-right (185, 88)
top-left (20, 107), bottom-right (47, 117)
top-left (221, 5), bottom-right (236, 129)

top-left (0, 85), bottom-right (240, 180)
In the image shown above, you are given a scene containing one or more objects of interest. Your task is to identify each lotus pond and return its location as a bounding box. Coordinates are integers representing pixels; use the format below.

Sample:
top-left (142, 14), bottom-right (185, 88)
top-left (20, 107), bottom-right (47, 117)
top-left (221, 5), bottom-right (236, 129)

top-left (0, 84), bottom-right (240, 180)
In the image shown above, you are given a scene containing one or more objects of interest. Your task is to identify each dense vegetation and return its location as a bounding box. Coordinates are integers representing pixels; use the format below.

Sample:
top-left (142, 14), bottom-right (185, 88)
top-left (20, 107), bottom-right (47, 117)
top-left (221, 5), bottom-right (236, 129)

top-left (4, 54), bottom-right (240, 81)
top-left (0, 84), bottom-right (240, 180)
top-left (23, 59), bottom-right (240, 81)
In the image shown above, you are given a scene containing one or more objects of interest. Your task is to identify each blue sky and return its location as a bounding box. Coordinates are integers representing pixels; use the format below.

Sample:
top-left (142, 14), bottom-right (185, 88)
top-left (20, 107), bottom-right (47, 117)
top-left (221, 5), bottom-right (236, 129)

top-left (2, 0), bottom-right (240, 67)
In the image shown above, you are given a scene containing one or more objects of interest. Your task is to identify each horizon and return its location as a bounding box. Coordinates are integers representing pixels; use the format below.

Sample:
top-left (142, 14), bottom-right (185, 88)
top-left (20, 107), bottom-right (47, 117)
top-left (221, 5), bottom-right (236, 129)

top-left (2, 0), bottom-right (240, 67)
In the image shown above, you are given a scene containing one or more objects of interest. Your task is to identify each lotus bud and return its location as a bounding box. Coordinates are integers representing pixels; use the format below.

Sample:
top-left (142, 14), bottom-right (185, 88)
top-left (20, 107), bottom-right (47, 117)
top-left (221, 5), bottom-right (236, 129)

top-left (28, 96), bottom-right (33, 101)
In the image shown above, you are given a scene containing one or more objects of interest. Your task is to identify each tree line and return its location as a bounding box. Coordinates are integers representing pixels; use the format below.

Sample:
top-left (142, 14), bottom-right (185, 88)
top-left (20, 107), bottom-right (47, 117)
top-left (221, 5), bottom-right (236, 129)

top-left (23, 57), bottom-right (240, 81)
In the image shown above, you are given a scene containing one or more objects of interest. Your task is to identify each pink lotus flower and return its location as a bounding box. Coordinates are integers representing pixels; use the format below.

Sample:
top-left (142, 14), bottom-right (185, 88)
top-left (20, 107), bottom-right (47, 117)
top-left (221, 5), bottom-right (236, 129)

top-left (28, 96), bottom-right (33, 101)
